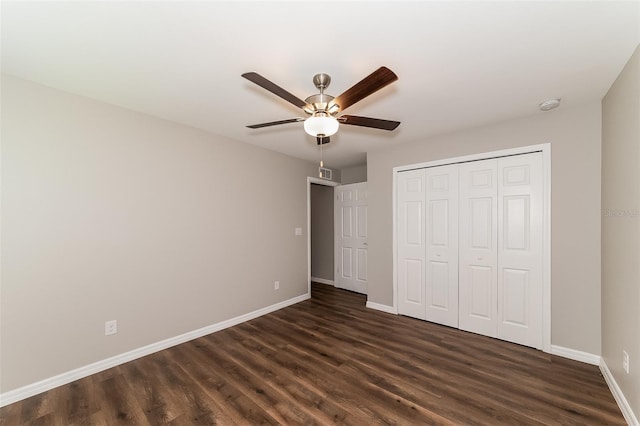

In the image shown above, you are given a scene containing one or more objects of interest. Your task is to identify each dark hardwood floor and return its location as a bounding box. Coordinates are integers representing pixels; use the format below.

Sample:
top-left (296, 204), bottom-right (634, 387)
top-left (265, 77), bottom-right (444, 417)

top-left (0, 283), bottom-right (624, 425)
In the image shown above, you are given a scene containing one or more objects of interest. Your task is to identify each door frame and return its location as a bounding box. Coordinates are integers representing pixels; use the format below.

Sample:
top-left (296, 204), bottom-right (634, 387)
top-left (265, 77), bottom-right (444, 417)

top-left (392, 143), bottom-right (551, 353)
top-left (307, 177), bottom-right (339, 296)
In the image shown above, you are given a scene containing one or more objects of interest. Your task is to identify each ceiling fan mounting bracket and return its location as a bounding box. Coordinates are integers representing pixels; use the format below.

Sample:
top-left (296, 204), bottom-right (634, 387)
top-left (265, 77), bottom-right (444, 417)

top-left (312, 73), bottom-right (331, 90)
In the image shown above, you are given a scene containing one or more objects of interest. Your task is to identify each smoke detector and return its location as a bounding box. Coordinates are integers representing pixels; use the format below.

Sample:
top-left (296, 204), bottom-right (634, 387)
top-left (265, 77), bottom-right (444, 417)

top-left (539, 98), bottom-right (561, 111)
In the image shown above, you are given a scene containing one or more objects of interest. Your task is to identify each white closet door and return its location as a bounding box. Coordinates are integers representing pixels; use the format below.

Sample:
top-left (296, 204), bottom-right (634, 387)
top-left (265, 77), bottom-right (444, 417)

top-left (424, 166), bottom-right (459, 327)
top-left (497, 153), bottom-right (543, 348)
top-left (459, 159), bottom-right (498, 337)
top-left (397, 169), bottom-right (426, 319)
top-left (335, 183), bottom-right (368, 294)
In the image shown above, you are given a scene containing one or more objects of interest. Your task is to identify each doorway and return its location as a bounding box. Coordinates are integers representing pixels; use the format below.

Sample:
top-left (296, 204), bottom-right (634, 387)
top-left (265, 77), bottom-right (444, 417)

top-left (307, 177), bottom-right (338, 295)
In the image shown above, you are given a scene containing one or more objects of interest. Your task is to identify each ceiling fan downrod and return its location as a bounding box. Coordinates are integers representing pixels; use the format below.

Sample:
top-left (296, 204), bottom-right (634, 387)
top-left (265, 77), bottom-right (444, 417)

top-left (304, 73), bottom-right (337, 115)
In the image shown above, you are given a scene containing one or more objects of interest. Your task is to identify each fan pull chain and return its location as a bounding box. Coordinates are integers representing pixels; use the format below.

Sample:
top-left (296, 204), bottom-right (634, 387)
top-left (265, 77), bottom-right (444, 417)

top-left (319, 142), bottom-right (324, 177)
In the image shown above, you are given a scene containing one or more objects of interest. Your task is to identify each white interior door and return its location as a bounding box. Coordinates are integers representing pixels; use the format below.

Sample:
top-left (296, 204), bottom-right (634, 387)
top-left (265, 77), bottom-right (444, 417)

top-left (497, 153), bottom-right (543, 348)
top-left (335, 183), bottom-right (368, 294)
top-left (397, 170), bottom-right (427, 319)
top-left (459, 159), bottom-right (499, 338)
top-left (424, 166), bottom-right (459, 327)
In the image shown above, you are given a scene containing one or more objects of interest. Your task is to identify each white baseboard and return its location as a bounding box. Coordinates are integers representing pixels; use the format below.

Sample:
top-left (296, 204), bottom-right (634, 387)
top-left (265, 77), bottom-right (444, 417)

top-left (0, 293), bottom-right (310, 408)
top-left (311, 277), bottom-right (334, 286)
top-left (550, 345), bottom-right (601, 365)
top-left (600, 359), bottom-right (639, 426)
top-left (366, 301), bottom-right (397, 315)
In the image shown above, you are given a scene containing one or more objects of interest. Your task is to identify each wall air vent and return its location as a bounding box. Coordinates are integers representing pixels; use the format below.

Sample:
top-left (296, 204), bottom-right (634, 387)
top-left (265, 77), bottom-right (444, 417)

top-left (319, 167), bottom-right (333, 180)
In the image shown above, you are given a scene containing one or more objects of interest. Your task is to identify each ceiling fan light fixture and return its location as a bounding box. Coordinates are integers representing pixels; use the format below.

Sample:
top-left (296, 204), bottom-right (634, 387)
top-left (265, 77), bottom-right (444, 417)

top-left (304, 113), bottom-right (339, 137)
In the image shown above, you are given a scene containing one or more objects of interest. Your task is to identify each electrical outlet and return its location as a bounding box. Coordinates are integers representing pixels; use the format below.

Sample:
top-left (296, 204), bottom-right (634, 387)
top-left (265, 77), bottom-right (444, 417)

top-left (623, 350), bottom-right (630, 374)
top-left (105, 320), bottom-right (117, 336)
top-left (274, 281), bottom-right (280, 290)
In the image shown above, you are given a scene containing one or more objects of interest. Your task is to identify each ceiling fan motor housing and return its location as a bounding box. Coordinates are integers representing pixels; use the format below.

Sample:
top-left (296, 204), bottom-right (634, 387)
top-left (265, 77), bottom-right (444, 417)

top-left (304, 93), bottom-right (335, 114)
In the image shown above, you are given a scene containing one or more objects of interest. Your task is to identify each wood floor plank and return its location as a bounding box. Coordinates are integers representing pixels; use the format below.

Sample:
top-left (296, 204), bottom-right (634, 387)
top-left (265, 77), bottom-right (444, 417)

top-left (220, 327), bottom-right (352, 424)
top-left (242, 319), bottom-right (425, 424)
top-left (0, 283), bottom-right (626, 425)
top-left (171, 341), bottom-right (280, 425)
top-left (124, 361), bottom-right (176, 423)
top-left (97, 372), bottom-right (148, 424)
top-left (191, 334), bottom-right (313, 425)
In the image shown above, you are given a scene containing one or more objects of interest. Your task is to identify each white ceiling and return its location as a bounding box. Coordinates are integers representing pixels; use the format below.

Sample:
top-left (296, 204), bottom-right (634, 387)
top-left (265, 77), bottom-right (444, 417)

top-left (2, 1), bottom-right (639, 169)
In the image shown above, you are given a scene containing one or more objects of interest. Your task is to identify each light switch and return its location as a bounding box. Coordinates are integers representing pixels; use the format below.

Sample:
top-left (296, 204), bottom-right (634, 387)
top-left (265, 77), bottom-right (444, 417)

top-left (295, 227), bottom-right (302, 236)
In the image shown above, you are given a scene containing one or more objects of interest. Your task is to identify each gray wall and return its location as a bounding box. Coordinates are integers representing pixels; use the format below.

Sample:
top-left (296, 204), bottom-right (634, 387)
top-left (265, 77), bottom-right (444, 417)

top-left (0, 75), bottom-right (317, 392)
top-left (310, 184), bottom-right (334, 281)
top-left (340, 164), bottom-right (367, 184)
top-left (602, 45), bottom-right (639, 417)
top-left (368, 102), bottom-right (603, 355)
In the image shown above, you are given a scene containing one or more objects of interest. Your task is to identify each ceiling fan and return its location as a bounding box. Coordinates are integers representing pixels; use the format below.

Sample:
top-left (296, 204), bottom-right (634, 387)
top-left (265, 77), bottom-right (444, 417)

top-left (242, 66), bottom-right (400, 145)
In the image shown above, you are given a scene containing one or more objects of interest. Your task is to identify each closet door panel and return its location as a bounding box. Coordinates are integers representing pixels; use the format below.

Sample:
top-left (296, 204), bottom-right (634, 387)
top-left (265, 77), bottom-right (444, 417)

top-left (397, 170), bottom-right (427, 319)
top-left (459, 160), bottom-right (498, 337)
top-left (469, 265), bottom-right (494, 319)
top-left (424, 166), bottom-right (459, 327)
top-left (497, 153), bottom-right (543, 349)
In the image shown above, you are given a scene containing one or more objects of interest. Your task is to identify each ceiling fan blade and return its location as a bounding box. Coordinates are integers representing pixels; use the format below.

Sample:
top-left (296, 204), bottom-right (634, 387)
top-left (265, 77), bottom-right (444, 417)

top-left (339, 115), bottom-right (401, 131)
top-left (331, 66), bottom-right (398, 112)
top-left (242, 72), bottom-right (307, 109)
top-left (246, 118), bottom-right (304, 129)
